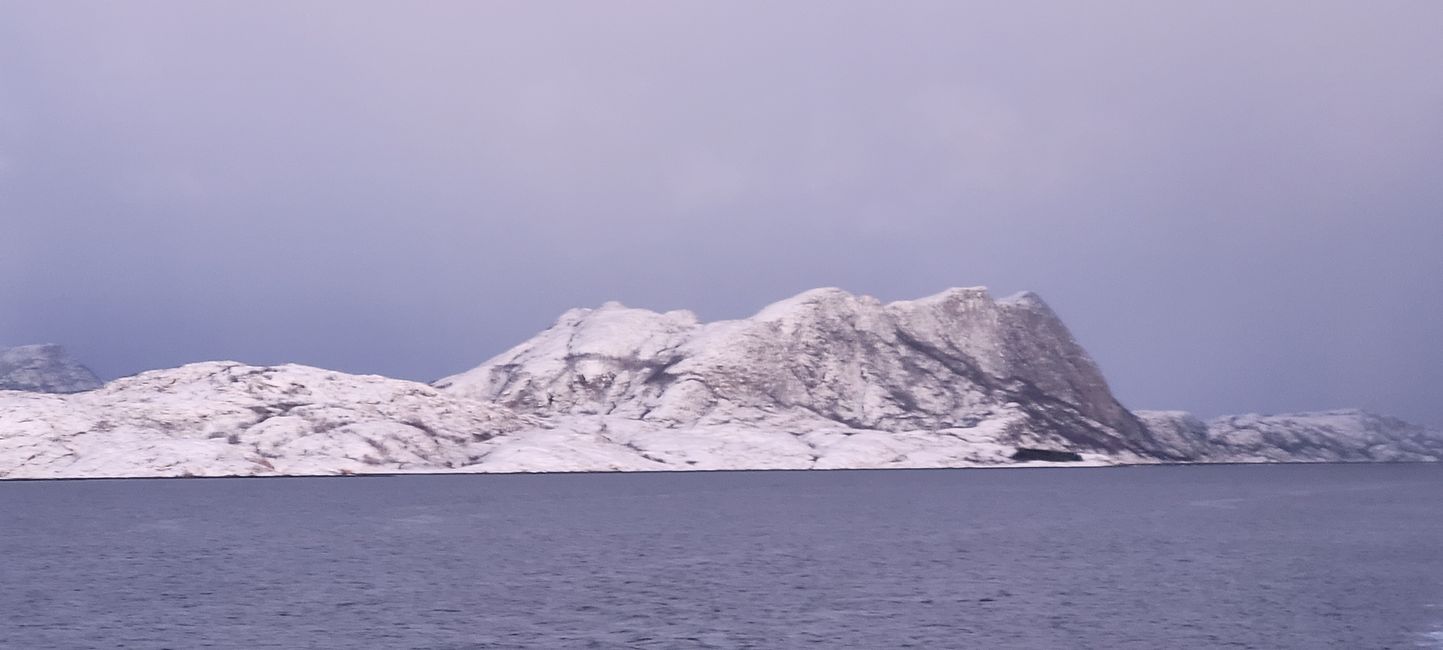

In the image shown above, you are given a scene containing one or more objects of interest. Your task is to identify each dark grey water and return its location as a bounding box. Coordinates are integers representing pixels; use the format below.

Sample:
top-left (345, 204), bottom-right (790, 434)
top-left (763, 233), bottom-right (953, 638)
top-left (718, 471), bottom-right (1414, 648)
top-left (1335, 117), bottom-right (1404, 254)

top-left (2, 464), bottom-right (1441, 649)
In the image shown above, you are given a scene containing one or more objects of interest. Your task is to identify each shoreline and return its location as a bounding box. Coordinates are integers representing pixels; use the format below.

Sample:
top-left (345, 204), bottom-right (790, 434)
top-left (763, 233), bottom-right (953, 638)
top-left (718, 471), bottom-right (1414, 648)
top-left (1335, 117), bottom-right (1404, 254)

top-left (1, 458), bottom-right (1436, 483)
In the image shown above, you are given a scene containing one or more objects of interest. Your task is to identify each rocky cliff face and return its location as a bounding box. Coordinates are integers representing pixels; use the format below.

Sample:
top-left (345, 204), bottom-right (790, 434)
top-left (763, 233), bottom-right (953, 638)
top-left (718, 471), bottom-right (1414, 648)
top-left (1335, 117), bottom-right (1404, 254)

top-left (0, 344), bottom-right (102, 393)
top-left (437, 288), bottom-right (1153, 456)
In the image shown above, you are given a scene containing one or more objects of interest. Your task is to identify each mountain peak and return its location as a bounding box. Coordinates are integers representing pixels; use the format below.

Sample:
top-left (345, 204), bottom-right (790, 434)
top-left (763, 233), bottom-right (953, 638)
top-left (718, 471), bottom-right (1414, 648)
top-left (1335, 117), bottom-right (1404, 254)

top-left (0, 344), bottom-right (103, 393)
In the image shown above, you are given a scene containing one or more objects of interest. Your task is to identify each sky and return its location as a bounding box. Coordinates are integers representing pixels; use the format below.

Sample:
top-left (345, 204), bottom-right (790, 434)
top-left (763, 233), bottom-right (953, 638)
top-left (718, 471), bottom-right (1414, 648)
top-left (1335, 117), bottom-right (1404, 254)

top-left (1, 2), bottom-right (1440, 426)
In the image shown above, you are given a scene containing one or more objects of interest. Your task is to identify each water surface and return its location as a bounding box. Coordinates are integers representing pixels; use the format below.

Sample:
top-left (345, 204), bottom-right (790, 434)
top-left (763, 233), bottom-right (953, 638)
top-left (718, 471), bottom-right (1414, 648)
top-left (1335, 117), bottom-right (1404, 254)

top-left (2, 464), bottom-right (1440, 648)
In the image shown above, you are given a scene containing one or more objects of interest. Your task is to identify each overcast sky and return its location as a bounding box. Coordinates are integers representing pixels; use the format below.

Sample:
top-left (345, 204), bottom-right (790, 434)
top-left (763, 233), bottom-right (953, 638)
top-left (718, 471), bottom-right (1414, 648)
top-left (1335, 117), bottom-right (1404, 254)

top-left (2, 2), bottom-right (1440, 425)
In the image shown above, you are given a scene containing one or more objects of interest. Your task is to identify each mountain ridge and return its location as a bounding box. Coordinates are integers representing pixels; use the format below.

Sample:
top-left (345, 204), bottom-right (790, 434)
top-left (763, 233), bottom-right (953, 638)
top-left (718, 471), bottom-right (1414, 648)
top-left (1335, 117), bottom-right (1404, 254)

top-left (1, 288), bottom-right (1438, 478)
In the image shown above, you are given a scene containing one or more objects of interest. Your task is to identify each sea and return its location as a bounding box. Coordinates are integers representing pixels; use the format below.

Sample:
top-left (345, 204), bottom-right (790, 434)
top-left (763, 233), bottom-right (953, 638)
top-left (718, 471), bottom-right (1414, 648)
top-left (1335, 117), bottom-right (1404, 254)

top-left (1, 464), bottom-right (1440, 648)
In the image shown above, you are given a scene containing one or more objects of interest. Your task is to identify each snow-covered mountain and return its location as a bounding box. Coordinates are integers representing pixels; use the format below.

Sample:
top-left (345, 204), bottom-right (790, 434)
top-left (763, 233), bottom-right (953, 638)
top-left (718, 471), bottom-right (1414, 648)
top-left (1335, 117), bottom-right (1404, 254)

top-left (0, 288), bottom-right (1438, 478)
top-left (0, 344), bottom-right (102, 393)
top-left (437, 288), bottom-right (1156, 456)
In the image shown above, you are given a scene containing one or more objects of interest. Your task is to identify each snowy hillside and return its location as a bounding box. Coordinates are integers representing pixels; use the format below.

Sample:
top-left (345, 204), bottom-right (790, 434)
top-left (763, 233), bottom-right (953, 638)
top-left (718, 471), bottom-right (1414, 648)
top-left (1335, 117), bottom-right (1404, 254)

top-left (0, 363), bottom-right (1138, 479)
top-left (0, 363), bottom-right (535, 479)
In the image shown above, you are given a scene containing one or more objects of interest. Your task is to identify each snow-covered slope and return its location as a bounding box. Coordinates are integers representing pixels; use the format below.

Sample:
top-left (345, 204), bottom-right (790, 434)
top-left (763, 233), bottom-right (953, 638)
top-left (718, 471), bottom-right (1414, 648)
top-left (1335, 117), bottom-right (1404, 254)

top-left (0, 362), bottom-right (536, 478)
top-left (0, 361), bottom-right (1120, 479)
top-left (0, 344), bottom-right (102, 393)
top-left (0, 288), bottom-right (1438, 479)
top-left (438, 287), bottom-right (1156, 456)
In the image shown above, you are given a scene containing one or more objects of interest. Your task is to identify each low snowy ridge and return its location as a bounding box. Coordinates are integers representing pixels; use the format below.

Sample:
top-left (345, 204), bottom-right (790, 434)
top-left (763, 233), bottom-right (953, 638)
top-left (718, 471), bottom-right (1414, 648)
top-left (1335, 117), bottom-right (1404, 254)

top-left (1136, 410), bottom-right (1443, 463)
top-left (0, 288), bottom-right (1439, 478)
top-left (0, 344), bottom-right (102, 393)
top-left (0, 363), bottom-right (536, 479)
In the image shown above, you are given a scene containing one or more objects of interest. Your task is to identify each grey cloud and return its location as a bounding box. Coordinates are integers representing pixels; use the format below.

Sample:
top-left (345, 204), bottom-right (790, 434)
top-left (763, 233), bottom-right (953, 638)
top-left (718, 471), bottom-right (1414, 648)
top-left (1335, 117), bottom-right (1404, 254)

top-left (1, 1), bottom-right (1440, 424)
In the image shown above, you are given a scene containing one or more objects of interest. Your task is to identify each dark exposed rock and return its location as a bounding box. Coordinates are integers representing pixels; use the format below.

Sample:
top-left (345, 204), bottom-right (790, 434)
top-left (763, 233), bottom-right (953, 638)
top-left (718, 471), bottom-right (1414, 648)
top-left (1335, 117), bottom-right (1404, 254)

top-left (1010, 448), bottom-right (1084, 462)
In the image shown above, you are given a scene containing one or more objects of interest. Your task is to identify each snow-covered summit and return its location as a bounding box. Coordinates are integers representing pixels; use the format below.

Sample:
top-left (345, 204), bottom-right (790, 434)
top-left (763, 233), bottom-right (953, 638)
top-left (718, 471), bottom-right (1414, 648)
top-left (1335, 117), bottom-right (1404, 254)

top-left (438, 287), bottom-right (1152, 455)
top-left (0, 344), bottom-right (102, 393)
